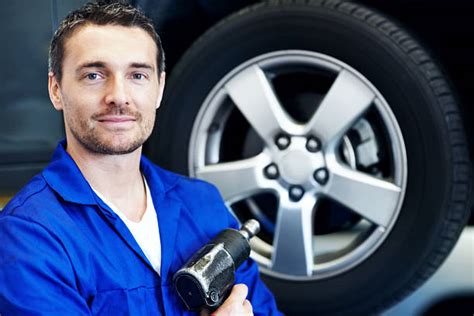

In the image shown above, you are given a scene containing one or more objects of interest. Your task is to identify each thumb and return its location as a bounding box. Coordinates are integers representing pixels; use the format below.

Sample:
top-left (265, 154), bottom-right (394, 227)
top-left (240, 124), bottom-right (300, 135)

top-left (227, 284), bottom-right (248, 305)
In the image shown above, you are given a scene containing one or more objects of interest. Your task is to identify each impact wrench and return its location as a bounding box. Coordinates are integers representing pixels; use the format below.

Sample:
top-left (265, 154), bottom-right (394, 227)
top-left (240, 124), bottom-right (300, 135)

top-left (173, 220), bottom-right (260, 311)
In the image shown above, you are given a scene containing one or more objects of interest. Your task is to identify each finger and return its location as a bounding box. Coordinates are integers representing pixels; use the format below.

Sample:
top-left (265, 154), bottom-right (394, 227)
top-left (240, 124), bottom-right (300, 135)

top-left (213, 284), bottom-right (249, 314)
top-left (243, 299), bottom-right (253, 315)
top-left (229, 284), bottom-right (248, 304)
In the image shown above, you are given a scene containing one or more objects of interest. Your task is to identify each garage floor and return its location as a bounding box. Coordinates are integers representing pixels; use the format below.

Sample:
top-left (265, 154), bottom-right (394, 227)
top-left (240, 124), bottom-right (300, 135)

top-left (383, 227), bottom-right (474, 315)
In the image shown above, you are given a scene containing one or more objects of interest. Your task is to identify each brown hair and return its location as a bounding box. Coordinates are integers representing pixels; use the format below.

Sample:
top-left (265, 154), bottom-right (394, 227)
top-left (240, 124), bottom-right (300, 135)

top-left (48, 1), bottom-right (165, 83)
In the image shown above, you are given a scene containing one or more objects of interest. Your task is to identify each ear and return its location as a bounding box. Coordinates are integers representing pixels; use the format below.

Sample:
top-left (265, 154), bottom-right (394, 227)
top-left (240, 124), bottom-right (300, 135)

top-left (48, 72), bottom-right (64, 111)
top-left (156, 72), bottom-right (166, 109)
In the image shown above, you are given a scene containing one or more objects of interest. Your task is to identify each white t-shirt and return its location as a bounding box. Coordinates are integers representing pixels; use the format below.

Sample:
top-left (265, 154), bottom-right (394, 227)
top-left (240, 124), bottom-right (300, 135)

top-left (92, 177), bottom-right (162, 275)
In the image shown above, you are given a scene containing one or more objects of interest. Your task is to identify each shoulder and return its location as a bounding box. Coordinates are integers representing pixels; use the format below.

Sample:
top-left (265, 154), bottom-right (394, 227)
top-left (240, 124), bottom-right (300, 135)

top-left (2, 174), bottom-right (50, 218)
top-left (0, 174), bottom-right (67, 234)
top-left (0, 175), bottom-right (68, 261)
top-left (145, 160), bottom-right (224, 204)
top-left (162, 167), bottom-right (226, 213)
top-left (145, 162), bottom-right (237, 229)
top-left (174, 173), bottom-right (223, 204)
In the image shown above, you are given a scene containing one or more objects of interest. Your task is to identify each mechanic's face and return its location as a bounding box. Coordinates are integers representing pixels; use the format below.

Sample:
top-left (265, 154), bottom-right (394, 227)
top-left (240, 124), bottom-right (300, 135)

top-left (49, 24), bottom-right (165, 155)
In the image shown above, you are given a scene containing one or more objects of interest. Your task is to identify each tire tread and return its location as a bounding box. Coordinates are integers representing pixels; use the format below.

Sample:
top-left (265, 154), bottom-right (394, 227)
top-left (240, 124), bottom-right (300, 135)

top-left (251, 0), bottom-right (472, 312)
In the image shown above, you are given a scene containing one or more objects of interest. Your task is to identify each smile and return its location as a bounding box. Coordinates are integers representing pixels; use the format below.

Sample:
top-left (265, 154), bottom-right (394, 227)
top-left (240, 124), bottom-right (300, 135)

top-left (96, 115), bottom-right (136, 123)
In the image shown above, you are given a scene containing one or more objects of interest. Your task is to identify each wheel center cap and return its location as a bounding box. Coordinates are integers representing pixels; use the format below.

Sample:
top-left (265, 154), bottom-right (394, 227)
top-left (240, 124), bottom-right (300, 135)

top-left (279, 150), bottom-right (313, 184)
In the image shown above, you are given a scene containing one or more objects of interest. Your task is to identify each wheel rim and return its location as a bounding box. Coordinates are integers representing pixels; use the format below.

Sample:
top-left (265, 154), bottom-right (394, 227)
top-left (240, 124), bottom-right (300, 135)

top-left (189, 50), bottom-right (407, 280)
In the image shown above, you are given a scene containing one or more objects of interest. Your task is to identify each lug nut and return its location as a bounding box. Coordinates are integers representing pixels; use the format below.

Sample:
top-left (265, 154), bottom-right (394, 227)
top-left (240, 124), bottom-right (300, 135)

top-left (313, 168), bottom-right (329, 185)
top-left (306, 136), bottom-right (321, 153)
top-left (275, 134), bottom-right (291, 150)
top-left (263, 163), bottom-right (279, 179)
top-left (289, 185), bottom-right (305, 202)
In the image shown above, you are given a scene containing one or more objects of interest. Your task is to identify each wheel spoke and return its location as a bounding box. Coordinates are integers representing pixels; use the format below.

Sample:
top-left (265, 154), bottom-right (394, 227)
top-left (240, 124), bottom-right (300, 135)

top-left (305, 70), bottom-right (375, 145)
top-left (225, 65), bottom-right (299, 147)
top-left (271, 194), bottom-right (316, 276)
top-left (325, 162), bottom-right (402, 228)
top-left (195, 154), bottom-right (270, 203)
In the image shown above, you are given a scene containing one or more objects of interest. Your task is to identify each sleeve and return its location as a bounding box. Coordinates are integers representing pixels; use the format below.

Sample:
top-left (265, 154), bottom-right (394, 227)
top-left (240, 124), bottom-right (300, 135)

top-left (0, 215), bottom-right (92, 316)
top-left (207, 184), bottom-right (284, 316)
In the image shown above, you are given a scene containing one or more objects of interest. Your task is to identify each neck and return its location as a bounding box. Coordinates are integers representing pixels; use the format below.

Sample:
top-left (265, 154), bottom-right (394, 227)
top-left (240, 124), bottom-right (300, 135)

top-left (66, 136), bottom-right (146, 221)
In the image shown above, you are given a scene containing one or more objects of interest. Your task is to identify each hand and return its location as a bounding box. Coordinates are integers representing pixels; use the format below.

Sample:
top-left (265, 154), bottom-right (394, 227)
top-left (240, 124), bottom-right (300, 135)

top-left (200, 284), bottom-right (254, 316)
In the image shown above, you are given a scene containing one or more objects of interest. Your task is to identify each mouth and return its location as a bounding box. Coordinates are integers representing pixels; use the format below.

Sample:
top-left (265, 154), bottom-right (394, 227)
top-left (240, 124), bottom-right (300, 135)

top-left (96, 115), bottom-right (137, 123)
top-left (95, 115), bottom-right (137, 129)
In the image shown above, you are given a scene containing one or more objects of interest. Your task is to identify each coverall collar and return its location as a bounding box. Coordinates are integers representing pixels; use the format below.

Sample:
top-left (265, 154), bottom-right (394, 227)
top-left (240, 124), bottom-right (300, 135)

top-left (42, 140), bottom-right (173, 205)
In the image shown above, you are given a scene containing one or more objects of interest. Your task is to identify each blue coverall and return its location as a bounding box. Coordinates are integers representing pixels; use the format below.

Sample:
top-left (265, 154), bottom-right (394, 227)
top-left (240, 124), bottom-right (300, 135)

top-left (0, 141), bottom-right (282, 315)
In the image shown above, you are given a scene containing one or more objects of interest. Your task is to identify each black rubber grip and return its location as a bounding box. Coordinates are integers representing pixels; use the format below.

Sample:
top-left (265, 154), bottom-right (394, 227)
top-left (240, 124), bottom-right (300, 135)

top-left (211, 229), bottom-right (250, 268)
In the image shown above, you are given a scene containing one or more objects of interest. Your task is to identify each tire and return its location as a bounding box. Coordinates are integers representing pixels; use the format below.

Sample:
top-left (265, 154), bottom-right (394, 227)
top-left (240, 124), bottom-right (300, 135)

top-left (149, 1), bottom-right (472, 315)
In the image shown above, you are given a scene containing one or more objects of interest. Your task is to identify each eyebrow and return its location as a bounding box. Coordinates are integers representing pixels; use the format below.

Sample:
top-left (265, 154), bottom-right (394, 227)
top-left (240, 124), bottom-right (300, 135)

top-left (75, 61), bottom-right (155, 74)
top-left (76, 61), bottom-right (106, 74)
top-left (129, 63), bottom-right (155, 72)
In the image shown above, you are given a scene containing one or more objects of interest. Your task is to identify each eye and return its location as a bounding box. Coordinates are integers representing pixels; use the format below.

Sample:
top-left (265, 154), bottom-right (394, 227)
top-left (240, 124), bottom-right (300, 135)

top-left (132, 73), bottom-right (146, 80)
top-left (86, 73), bottom-right (101, 80)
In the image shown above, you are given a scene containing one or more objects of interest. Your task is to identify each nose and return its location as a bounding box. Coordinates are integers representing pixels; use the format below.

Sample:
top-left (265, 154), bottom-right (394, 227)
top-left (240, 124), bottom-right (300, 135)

top-left (104, 76), bottom-right (130, 106)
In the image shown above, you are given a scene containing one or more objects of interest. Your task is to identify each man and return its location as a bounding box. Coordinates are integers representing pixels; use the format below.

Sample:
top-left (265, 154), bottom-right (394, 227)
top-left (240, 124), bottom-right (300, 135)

top-left (0, 2), bottom-right (282, 315)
